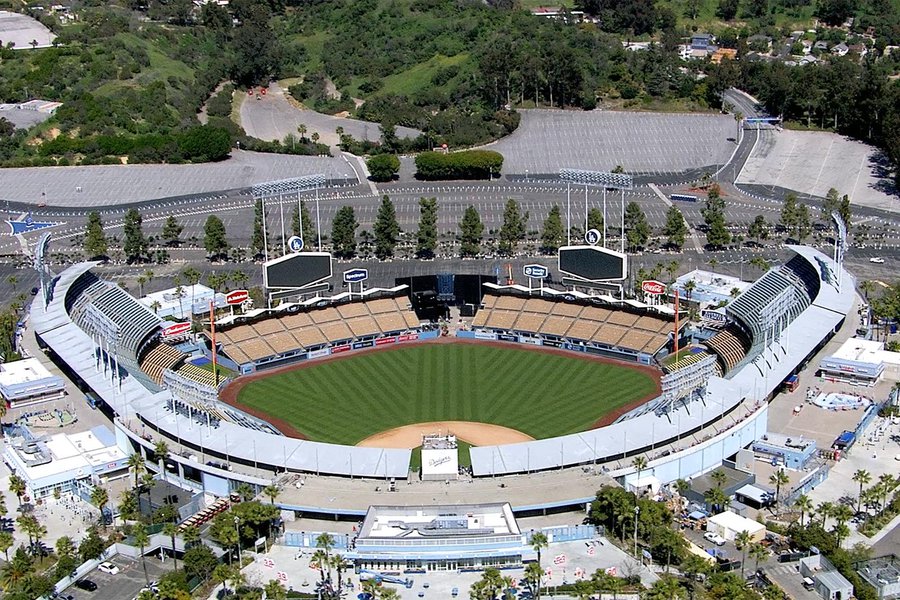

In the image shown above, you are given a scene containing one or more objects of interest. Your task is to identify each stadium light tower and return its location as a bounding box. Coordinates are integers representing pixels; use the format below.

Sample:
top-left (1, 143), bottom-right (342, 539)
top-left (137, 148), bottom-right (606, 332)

top-left (831, 211), bottom-right (848, 291)
top-left (559, 169), bottom-right (633, 251)
top-left (252, 174), bottom-right (327, 260)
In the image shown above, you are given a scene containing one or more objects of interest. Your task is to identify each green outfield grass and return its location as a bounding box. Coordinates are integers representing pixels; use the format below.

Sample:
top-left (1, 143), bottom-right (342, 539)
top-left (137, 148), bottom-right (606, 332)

top-left (235, 343), bottom-right (658, 445)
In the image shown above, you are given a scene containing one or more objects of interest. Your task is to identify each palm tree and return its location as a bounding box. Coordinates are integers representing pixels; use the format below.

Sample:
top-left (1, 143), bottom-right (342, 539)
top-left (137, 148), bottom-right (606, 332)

top-left (6, 275), bottom-right (17, 293)
top-left (852, 470), bottom-right (872, 514)
top-left (137, 275), bottom-right (147, 296)
top-left (316, 532), bottom-right (335, 581)
top-left (311, 549), bottom-right (328, 583)
top-left (90, 486), bottom-right (109, 522)
top-left (127, 453), bottom-right (146, 489)
top-left (133, 523), bottom-right (151, 586)
top-left (683, 279), bottom-right (696, 300)
top-left (878, 474), bottom-right (897, 513)
top-left (264, 579), bottom-right (288, 600)
top-left (794, 494), bottom-right (813, 527)
top-left (832, 522), bottom-right (850, 547)
top-left (297, 124), bottom-right (308, 141)
top-left (735, 530), bottom-right (752, 577)
top-left (163, 522), bottom-right (179, 571)
top-left (524, 561), bottom-right (544, 599)
top-left (150, 299), bottom-right (161, 314)
top-left (153, 440), bottom-right (170, 484)
top-left (235, 482), bottom-right (254, 502)
top-left (645, 574), bottom-right (685, 600)
top-left (0, 531), bottom-right (13, 561)
top-left (711, 470), bottom-right (727, 489)
top-left (263, 484), bottom-right (280, 505)
top-left (632, 456), bottom-right (648, 493)
top-left (769, 470), bottom-right (790, 510)
top-left (750, 542), bottom-right (769, 575)
top-left (833, 504), bottom-right (853, 529)
top-left (8, 474), bottom-right (26, 506)
top-left (182, 524), bottom-right (200, 549)
top-left (818, 501), bottom-right (834, 529)
top-left (674, 479), bottom-right (690, 497)
top-left (230, 270), bottom-right (249, 289)
top-left (859, 280), bottom-right (875, 301)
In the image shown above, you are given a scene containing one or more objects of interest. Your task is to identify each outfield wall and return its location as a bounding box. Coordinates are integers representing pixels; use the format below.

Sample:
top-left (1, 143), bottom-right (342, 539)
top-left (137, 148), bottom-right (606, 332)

top-left (456, 330), bottom-right (654, 365)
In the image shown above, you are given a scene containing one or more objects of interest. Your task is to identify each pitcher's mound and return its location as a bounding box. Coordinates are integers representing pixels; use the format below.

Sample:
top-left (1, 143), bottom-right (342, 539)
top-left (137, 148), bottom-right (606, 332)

top-left (356, 421), bottom-right (534, 449)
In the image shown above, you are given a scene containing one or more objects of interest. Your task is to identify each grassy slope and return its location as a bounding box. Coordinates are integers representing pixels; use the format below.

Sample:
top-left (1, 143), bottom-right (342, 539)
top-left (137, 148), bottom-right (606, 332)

top-left (378, 54), bottom-right (470, 97)
top-left (236, 343), bottom-right (657, 445)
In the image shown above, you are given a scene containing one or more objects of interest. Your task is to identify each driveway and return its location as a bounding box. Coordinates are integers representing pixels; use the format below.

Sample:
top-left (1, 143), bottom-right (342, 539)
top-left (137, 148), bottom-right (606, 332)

top-left (239, 82), bottom-right (421, 147)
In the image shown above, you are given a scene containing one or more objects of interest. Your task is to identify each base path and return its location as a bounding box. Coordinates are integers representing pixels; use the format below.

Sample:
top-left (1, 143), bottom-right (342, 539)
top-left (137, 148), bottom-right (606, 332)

top-left (357, 421), bottom-right (534, 448)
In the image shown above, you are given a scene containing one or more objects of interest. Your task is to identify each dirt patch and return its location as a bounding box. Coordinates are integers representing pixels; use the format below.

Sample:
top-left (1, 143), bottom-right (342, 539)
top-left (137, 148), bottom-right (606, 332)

top-left (218, 336), bottom-right (662, 440)
top-left (357, 421), bottom-right (533, 449)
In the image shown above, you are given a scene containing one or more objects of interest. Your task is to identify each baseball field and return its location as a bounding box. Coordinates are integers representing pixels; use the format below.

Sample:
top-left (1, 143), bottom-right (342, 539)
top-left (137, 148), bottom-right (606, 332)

top-left (229, 341), bottom-right (660, 445)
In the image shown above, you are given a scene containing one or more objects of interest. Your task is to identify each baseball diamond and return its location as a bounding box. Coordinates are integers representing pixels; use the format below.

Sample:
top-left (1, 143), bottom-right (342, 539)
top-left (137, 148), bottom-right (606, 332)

top-left (223, 340), bottom-right (661, 445)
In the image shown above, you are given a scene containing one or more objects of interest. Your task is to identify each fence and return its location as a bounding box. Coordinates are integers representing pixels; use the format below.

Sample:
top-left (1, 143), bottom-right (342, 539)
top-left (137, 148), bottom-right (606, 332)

top-left (283, 531), bottom-right (350, 549)
top-left (530, 525), bottom-right (598, 544)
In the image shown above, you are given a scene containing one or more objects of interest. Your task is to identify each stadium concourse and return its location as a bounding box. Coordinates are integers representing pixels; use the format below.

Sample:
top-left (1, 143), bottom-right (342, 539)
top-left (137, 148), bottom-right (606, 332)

top-left (29, 237), bottom-right (854, 516)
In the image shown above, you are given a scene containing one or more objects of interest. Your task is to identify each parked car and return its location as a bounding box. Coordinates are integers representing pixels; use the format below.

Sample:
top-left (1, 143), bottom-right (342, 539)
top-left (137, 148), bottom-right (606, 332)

top-left (75, 579), bottom-right (98, 591)
top-left (97, 561), bottom-right (119, 575)
top-left (869, 257), bottom-right (885, 264)
top-left (704, 532), bottom-right (727, 546)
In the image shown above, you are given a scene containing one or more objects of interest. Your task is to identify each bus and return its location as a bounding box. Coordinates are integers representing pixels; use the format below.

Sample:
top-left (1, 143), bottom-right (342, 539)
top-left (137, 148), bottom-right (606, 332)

top-left (670, 194), bottom-right (698, 203)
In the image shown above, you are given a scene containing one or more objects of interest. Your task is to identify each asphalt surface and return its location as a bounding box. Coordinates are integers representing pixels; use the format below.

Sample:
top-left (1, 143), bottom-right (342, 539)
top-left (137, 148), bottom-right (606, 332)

top-left (239, 82), bottom-right (421, 147)
top-left (62, 554), bottom-right (173, 600)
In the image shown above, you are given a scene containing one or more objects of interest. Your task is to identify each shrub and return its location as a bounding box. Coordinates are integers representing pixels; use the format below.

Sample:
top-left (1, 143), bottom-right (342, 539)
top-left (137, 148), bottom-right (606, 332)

top-left (366, 153), bottom-right (401, 181)
top-left (414, 150), bottom-right (503, 180)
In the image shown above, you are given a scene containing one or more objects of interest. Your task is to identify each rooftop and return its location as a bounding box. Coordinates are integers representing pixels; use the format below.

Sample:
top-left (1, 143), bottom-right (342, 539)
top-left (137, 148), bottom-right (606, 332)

top-left (359, 503), bottom-right (519, 539)
top-left (0, 357), bottom-right (56, 385)
top-left (856, 555), bottom-right (900, 591)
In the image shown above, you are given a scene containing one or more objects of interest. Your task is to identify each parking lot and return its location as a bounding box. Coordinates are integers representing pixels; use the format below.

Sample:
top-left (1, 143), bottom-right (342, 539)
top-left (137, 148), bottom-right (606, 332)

top-left (62, 554), bottom-right (173, 600)
top-left (488, 109), bottom-right (734, 176)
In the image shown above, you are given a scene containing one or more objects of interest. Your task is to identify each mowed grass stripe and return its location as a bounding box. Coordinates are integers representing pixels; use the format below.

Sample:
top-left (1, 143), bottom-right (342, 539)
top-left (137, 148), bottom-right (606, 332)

top-left (235, 344), bottom-right (658, 445)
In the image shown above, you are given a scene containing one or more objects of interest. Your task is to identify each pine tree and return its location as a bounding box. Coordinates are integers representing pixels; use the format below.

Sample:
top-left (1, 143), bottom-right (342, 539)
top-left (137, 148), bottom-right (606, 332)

top-left (703, 187), bottom-right (731, 249)
top-left (331, 206), bottom-right (358, 259)
top-left (662, 205), bottom-right (687, 250)
top-left (498, 199), bottom-right (528, 255)
top-left (624, 202), bottom-right (651, 252)
top-left (748, 215), bottom-right (768, 245)
top-left (416, 197), bottom-right (438, 259)
top-left (204, 215), bottom-right (229, 260)
top-left (373, 195), bottom-right (400, 260)
top-left (84, 211), bottom-right (108, 258)
top-left (251, 198), bottom-right (265, 257)
top-left (822, 187), bottom-right (840, 221)
top-left (540, 205), bottom-right (564, 253)
top-left (587, 207), bottom-right (604, 237)
top-left (161, 215), bottom-right (184, 247)
top-left (780, 193), bottom-right (798, 235)
top-left (459, 205), bottom-right (484, 258)
top-left (123, 208), bottom-right (147, 263)
top-left (795, 203), bottom-right (812, 241)
top-left (838, 194), bottom-right (852, 229)
top-left (290, 201), bottom-right (317, 251)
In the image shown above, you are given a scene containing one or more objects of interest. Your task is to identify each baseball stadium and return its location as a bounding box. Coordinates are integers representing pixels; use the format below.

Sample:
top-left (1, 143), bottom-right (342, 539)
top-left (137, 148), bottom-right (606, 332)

top-left (28, 199), bottom-right (856, 518)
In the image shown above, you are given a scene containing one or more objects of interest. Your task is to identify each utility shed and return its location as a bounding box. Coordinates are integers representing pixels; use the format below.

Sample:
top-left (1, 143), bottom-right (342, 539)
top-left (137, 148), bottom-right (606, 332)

top-left (706, 510), bottom-right (766, 542)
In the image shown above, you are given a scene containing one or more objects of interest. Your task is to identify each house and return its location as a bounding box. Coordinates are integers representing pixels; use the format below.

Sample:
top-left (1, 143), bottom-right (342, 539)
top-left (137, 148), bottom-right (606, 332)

top-left (691, 33), bottom-right (713, 51)
top-left (848, 43), bottom-right (868, 57)
top-left (747, 34), bottom-right (772, 52)
top-left (832, 42), bottom-right (849, 56)
top-left (529, 6), bottom-right (584, 20)
top-left (814, 40), bottom-right (830, 52)
top-left (706, 511), bottom-right (766, 542)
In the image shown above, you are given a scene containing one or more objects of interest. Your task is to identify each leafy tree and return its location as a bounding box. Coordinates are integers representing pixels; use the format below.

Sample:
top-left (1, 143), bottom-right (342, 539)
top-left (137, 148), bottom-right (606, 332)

top-left (84, 211), bottom-right (108, 258)
top-left (624, 202), bottom-right (651, 252)
top-left (415, 150), bottom-right (503, 180)
top-left (123, 209), bottom-right (147, 263)
top-left (816, 0), bottom-right (855, 26)
top-left (182, 544), bottom-right (217, 582)
top-left (540, 205), bottom-right (565, 253)
top-left (587, 207), bottom-right (604, 236)
top-left (716, 0), bottom-right (740, 19)
top-left (230, 6), bottom-right (281, 86)
top-left (79, 527), bottom-right (106, 561)
top-left (178, 126), bottom-right (231, 162)
top-left (367, 154), bottom-right (401, 182)
top-left (663, 205), bottom-right (687, 249)
top-left (203, 215), bottom-right (229, 260)
top-left (416, 197), bottom-right (438, 259)
top-left (499, 199), bottom-right (528, 255)
top-left (577, 0), bottom-right (659, 35)
top-left (290, 200), bottom-right (317, 251)
top-left (373, 195), bottom-right (400, 259)
top-left (331, 206), bottom-right (359, 259)
top-left (252, 198), bottom-right (265, 258)
top-left (459, 205), bottom-right (484, 258)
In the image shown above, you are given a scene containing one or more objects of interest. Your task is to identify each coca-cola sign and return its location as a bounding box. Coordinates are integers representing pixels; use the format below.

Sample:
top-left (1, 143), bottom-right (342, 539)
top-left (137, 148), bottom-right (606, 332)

top-left (641, 280), bottom-right (666, 295)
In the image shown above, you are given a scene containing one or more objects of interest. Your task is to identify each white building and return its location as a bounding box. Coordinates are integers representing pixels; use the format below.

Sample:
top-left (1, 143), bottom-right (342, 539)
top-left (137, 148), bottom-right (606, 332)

top-left (671, 270), bottom-right (750, 307)
top-left (139, 284), bottom-right (224, 320)
top-left (706, 510), bottom-right (766, 542)
top-left (2, 425), bottom-right (129, 500)
top-left (0, 357), bottom-right (65, 408)
top-left (819, 338), bottom-right (900, 384)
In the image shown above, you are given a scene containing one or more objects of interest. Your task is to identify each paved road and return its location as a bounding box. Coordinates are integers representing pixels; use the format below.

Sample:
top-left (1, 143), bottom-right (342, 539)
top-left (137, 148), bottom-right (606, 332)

top-left (239, 82), bottom-right (421, 146)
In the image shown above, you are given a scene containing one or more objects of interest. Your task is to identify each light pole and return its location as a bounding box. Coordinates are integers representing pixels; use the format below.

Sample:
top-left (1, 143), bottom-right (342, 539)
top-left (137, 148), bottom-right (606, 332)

top-left (633, 505), bottom-right (640, 562)
top-left (234, 516), bottom-right (242, 564)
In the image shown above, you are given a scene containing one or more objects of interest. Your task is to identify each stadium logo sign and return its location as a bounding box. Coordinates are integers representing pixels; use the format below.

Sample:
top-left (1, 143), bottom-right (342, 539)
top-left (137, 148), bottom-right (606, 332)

top-left (641, 280), bottom-right (666, 295)
top-left (701, 310), bottom-right (727, 323)
top-left (287, 235), bottom-right (304, 253)
top-left (523, 264), bottom-right (548, 279)
top-left (225, 289), bottom-right (249, 305)
top-left (428, 456), bottom-right (451, 467)
top-left (585, 228), bottom-right (601, 245)
top-left (343, 268), bottom-right (368, 283)
top-left (161, 322), bottom-right (191, 338)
